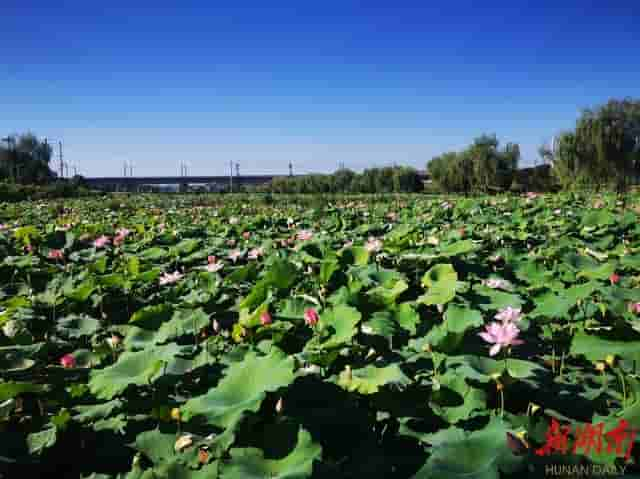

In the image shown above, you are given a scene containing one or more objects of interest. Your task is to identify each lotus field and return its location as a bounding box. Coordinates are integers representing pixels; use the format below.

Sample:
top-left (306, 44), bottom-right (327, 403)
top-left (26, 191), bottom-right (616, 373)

top-left (2, 193), bottom-right (640, 478)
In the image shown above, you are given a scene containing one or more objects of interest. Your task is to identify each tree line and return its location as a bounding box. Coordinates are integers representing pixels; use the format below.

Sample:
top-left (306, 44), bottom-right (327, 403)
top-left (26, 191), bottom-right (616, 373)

top-left (4, 98), bottom-right (640, 195)
top-left (259, 166), bottom-right (424, 194)
top-left (427, 98), bottom-right (640, 194)
top-left (0, 133), bottom-right (56, 184)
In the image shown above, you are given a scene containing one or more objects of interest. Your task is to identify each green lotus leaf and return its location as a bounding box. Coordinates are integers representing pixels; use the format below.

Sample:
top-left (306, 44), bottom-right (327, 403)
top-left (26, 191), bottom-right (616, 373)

top-left (57, 314), bottom-right (101, 339)
top-left (430, 371), bottom-right (486, 424)
top-left (89, 343), bottom-right (194, 399)
top-left (419, 263), bottom-right (458, 305)
top-left (27, 427), bottom-right (57, 455)
top-left (181, 349), bottom-right (295, 428)
top-left (411, 417), bottom-right (520, 479)
top-left (221, 428), bottom-right (321, 479)
top-left (570, 331), bottom-right (640, 362)
top-left (312, 305), bottom-right (362, 349)
top-left (0, 381), bottom-right (49, 401)
top-left (336, 363), bottom-right (410, 394)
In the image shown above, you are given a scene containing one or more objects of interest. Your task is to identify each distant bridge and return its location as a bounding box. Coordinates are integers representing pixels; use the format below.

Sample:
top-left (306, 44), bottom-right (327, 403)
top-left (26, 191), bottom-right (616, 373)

top-left (85, 175), bottom-right (278, 190)
top-left (85, 171), bottom-right (430, 191)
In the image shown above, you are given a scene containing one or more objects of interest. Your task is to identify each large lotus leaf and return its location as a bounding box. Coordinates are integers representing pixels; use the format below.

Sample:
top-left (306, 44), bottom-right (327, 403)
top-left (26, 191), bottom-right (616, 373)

top-left (27, 427), bottom-right (57, 455)
top-left (340, 245), bottom-right (370, 266)
top-left (314, 305), bottom-right (362, 349)
top-left (56, 314), bottom-right (101, 339)
top-left (129, 304), bottom-right (173, 329)
top-left (319, 259), bottom-right (339, 284)
top-left (430, 371), bottom-right (486, 424)
top-left (419, 264), bottom-right (458, 305)
top-left (74, 399), bottom-right (124, 422)
top-left (335, 364), bottom-right (410, 394)
top-left (171, 238), bottom-right (201, 256)
top-left (438, 239), bottom-right (478, 257)
top-left (220, 428), bottom-right (321, 479)
top-left (513, 260), bottom-right (552, 286)
top-left (570, 331), bottom-right (640, 362)
top-left (395, 302), bottom-right (420, 335)
top-left (362, 311), bottom-right (397, 339)
top-left (411, 417), bottom-right (520, 479)
top-left (155, 308), bottom-right (210, 344)
top-left (577, 261), bottom-right (617, 280)
top-left (0, 381), bottom-right (49, 401)
top-left (529, 292), bottom-right (573, 319)
top-left (581, 210), bottom-right (615, 228)
top-left (181, 349), bottom-right (295, 428)
top-left (474, 286), bottom-right (524, 312)
top-left (89, 343), bottom-right (194, 399)
top-left (139, 247), bottom-right (168, 261)
top-left (263, 259), bottom-right (298, 289)
top-left (367, 279), bottom-right (409, 307)
top-left (134, 429), bottom-right (180, 464)
top-left (444, 305), bottom-right (483, 334)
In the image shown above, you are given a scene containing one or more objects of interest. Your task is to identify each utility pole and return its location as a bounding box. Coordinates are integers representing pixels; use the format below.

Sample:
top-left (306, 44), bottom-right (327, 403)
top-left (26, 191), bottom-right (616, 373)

top-left (235, 162), bottom-right (239, 177)
top-left (57, 141), bottom-right (64, 179)
top-left (289, 160), bottom-right (293, 177)
top-left (229, 159), bottom-right (233, 193)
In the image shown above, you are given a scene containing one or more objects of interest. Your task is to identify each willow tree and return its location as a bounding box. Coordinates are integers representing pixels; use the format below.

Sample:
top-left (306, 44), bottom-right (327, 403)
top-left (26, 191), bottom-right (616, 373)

top-left (575, 99), bottom-right (640, 192)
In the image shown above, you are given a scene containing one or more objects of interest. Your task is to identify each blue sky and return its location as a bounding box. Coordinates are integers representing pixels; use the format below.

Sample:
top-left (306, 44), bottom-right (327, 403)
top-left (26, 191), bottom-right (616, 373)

top-left (2, 1), bottom-right (639, 177)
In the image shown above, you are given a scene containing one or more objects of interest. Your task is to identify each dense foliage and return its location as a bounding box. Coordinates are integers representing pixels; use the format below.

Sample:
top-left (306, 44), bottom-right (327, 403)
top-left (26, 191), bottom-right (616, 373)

top-left (1, 193), bottom-right (640, 478)
top-left (541, 98), bottom-right (640, 192)
top-left (262, 166), bottom-right (424, 194)
top-left (427, 135), bottom-right (520, 194)
top-left (0, 133), bottom-right (56, 184)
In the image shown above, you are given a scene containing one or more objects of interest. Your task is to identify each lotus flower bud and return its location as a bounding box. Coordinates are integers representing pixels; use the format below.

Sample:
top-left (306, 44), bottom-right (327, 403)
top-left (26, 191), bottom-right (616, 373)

top-left (605, 354), bottom-right (616, 367)
top-left (60, 354), bottom-right (76, 369)
top-left (275, 398), bottom-right (284, 414)
top-left (304, 308), bottom-right (319, 327)
top-left (260, 311), bottom-right (273, 326)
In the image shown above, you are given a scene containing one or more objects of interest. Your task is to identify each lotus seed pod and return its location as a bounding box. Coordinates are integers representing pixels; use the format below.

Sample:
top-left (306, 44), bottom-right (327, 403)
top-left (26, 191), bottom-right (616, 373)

top-left (605, 355), bottom-right (615, 367)
top-left (174, 434), bottom-right (194, 452)
top-left (170, 407), bottom-right (181, 421)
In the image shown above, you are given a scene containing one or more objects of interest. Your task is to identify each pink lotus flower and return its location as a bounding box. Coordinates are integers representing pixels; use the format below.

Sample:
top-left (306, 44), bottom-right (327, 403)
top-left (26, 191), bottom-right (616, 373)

top-left (48, 249), bottom-right (64, 260)
top-left (159, 271), bottom-right (183, 285)
top-left (304, 308), bottom-right (320, 327)
top-left (60, 354), bottom-right (76, 368)
top-left (248, 247), bottom-right (264, 260)
top-left (228, 249), bottom-right (242, 263)
top-left (206, 256), bottom-right (224, 272)
top-left (484, 278), bottom-right (513, 291)
top-left (227, 239), bottom-right (237, 247)
top-left (629, 302), bottom-right (640, 315)
top-left (610, 273), bottom-right (621, 285)
top-left (478, 321), bottom-right (524, 356)
top-left (260, 311), bottom-right (272, 326)
top-left (93, 235), bottom-right (111, 248)
top-left (24, 244), bottom-right (34, 254)
top-left (0, 224), bottom-right (8, 231)
top-left (495, 306), bottom-right (522, 323)
top-left (365, 237), bottom-right (383, 253)
top-left (115, 228), bottom-right (130, 239)
top-left (525, 192), bottom-right (540, 199)
top-left (297, 229), bottom-right (313, 241)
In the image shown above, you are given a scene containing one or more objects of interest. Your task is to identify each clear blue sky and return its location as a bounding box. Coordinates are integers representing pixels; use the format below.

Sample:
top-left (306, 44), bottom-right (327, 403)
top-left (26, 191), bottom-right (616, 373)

top-left (2, 1), bottom-right (639, 177)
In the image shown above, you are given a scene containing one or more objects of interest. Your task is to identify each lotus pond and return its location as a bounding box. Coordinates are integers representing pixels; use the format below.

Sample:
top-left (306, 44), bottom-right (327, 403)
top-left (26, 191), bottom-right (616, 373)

top-left (1, 193), bottom-right (640, 478)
